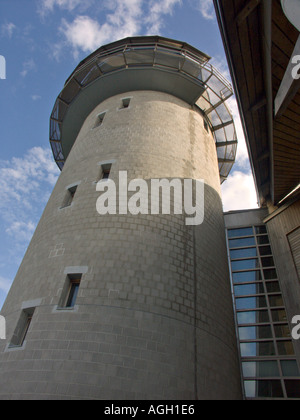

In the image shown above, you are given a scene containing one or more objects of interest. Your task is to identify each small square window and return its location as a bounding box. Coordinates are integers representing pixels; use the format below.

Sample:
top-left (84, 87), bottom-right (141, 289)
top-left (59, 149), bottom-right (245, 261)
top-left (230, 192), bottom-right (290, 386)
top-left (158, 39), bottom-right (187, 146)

top-left (102, 169), bottom-right (110, 180)
top-left (121, 98), bottom-right (131, 109)
top-left (94, 112), bottom-right (106, 129)
top-left (99, 163), bottom-right (112, 181)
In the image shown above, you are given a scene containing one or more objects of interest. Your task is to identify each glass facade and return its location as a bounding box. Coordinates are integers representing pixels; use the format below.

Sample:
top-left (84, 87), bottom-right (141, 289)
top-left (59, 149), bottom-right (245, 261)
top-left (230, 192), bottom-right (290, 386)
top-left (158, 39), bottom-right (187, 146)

top-left (227, 225), bottom-right (300, 399)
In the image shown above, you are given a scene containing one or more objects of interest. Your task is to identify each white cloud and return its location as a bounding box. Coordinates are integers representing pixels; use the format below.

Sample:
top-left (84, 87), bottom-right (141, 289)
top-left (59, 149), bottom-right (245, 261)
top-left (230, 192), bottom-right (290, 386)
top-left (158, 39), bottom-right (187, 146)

top-left (31, 95), bottom-right (42, 101)
top-left (219, 95), bottom-right (258, 212)
top-left (0, 276), bottom-right (11, 294)
top-left (145, 0), bottom-right (182, 34)
top-left (38, 0), bottom-right (89, 15)
top-left (196, 0), bottom-right (215, 20)
top-left (0, 147), bottom-right (59, 245)
top-left (20, 59), bottom-right (36, 78)
top-left (1, 22), bottom-right (16, 38)
top-left (6, 221), bottom-right (36, 243)
top-left (221, 170), bottom-right (259, 212)
top-left (60, 16), bottom-right (111, 56)
top-left (59, 0), bottom-right (144, 57)
top-left (53, 0), bottom-right (182, 59)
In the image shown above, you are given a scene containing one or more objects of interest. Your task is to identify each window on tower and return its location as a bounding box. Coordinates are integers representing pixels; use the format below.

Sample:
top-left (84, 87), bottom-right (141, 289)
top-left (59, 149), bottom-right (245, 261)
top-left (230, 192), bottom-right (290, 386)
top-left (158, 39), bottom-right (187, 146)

top-left (61, 185), bottom-right (78, 208)
top-left (9, 308), bottom-right (35, 348)
top-left (59, 274), bottom-right (82, 309)
top-left (65, 278), bottom-right (81, 308)
top-left (120, 98), bottom-right (131, 109)
top-left (100, 163), bottom-right (112, 181)
top-left (94, 112), bottom-right (106, 129)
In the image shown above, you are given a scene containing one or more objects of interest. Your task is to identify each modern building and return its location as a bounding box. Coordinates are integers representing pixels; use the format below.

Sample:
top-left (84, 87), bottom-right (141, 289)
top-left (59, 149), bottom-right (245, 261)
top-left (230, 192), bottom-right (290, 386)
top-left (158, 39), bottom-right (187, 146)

top-left (214, 0), bottom-right (300, 399)
top-left (0, 36), bottom-right (242, 400)
top-left (1, 1), bottom-right (299, 400)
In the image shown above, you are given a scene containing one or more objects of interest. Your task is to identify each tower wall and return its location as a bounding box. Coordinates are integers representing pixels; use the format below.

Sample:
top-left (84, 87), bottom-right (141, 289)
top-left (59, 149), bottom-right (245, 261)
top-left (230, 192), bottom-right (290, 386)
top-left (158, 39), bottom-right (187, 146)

top-left (0, 91), bottom-right (242, 399)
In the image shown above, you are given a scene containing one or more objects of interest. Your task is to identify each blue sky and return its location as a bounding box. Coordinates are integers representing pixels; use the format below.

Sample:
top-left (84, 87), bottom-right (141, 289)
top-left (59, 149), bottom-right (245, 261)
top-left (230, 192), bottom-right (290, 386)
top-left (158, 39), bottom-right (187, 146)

top-left (0, 0), bottom-right (258, 309)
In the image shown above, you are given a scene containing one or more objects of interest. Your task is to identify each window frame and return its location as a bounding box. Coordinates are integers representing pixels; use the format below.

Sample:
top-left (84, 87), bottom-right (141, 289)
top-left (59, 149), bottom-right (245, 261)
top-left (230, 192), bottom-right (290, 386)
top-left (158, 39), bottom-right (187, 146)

top-left (93, 111), bottom-right (106, 129)
top-left (9, 307), bottom-right (35, 349)
top-left (226, 224), bottom-right (300, 399)
top-left (65, 278), bottom-right (81, 309)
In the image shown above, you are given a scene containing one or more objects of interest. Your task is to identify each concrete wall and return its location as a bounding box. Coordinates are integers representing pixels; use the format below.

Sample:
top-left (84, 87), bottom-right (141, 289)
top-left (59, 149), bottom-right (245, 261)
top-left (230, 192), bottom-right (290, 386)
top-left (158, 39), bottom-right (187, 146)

top-left (0, 91), bottom-right (242, 400)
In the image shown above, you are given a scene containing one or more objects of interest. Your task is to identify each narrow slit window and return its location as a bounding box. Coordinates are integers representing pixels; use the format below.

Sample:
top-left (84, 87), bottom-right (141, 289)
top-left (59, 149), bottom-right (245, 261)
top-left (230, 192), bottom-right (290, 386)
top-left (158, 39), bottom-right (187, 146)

top-left (62, 185), bottom-right (78, 208)
top-left (21, 315), bottom-right (33, 346)
top-left (59, 275), bottom-right (82, 309)
top-left (9, 308), bottom-right (35, 348)
top-left (94, 112), bottom-right (106, 128)
top-left (66, 279), bottom-right (81, 308)
top-left (121, 98), bottom-right (131, 109)
top-left (204, 119), bottom-right (209, 133)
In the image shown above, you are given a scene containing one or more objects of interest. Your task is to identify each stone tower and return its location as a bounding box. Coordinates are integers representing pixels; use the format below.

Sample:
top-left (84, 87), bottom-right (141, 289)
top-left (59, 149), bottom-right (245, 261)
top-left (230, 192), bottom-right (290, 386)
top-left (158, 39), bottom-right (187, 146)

top-left (0, 36), bottom-right (242, 400)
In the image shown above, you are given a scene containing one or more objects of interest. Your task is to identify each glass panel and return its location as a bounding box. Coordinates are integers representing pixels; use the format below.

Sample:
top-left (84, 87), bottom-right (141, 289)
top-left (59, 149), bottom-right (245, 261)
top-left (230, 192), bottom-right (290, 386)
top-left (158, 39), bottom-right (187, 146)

top-left (255, 226), bottom-right (267, 234)
top-left (75, 64), bottom-right (100, 87)
top-left (277, 341), bottom-right (295, 356)
top-left (266, 282), bottom-right (281, 293)
top-left (244, 380), bottom-right (283, 398)
top-left (124, 48), bottom-right (154, 66)
top-left (98, 53), bottom-right (126, 73)
top-left (61, 78), bottom-right (81, 104)
top-left (239, 325), bottom-right (273, 340)
top-left (236, 296), bottom-right (267, 310)
top-left (281, 361), bottom-right (300, 377)
top-left (259, 381), bottom-right (283, 398)
top-left (155, 48), bottom-right (184, 69)
top-left (181, 56), bottom-right (202, 78)
top-left (228, 228), bottom-right (254, 238)
top-left (259, 245), bottom-right (272, 256)
top-left (274, 324), bottom-right (291, 338)
top-left (261, 257), bottom-right (275, 267)
top-left (234, 283), bottom-right (265, 297)
top-left (263, 268), bottom-right (278, 280)
top-left (230, 248), bottom-right (257, 259)
top-left (233, 271), bottom-right (262, 284)
top-left (66, 283), bottom-right (80, 308)
top-left (229, 237), bottom-right (256, 248)
top-left (269, 295), bottom-right (284, 307)
top-left (237, 311), bottom-right (270, 325)
top-left (285, 380), bottom-right (300, 398)
top-left (256, 235), bottom-right (269, 245)
top-left (242, 361), bottom-right (279, 378)
top-left (272, 309), bottom-right (288, 323)
top-left (240, 341), bottom-right (275, 357)
top-left (232, 259), bottom-right (260, 271)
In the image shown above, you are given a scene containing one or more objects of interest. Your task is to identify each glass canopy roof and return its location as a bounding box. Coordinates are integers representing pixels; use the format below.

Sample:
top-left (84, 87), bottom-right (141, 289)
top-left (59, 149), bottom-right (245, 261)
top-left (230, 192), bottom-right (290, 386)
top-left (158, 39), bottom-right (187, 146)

top-left (50, 36), bottom-right (237, 182)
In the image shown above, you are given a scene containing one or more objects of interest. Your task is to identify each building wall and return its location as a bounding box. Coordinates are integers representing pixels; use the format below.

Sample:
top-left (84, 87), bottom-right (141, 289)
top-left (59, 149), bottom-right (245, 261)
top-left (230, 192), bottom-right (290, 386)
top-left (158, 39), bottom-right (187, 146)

top-left (0, 91), bottom-right (242, 400)
top-left (265, 198), bottom-right (300, 362)
top-left (225, 206), bottom-right (300, 399)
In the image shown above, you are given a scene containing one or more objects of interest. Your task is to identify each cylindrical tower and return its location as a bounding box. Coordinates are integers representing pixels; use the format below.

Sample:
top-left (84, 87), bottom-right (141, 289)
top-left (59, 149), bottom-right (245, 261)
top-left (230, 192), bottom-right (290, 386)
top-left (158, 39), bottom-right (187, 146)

top-left (0, 37), bottom-right (241, 400)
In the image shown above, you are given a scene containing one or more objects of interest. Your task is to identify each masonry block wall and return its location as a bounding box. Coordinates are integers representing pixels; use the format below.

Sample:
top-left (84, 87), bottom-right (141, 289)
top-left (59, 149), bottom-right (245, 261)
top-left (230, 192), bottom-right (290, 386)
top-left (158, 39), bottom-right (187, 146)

top-left (0, 91), bottom-right (242, 400)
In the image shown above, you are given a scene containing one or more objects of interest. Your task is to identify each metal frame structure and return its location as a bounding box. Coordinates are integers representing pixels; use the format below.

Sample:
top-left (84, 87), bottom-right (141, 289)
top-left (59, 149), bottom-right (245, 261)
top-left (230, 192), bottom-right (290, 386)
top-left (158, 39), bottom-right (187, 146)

top-left (50, 36), bottom-right (237, 182)
top-left (226, 225), bottom-right (300, 399)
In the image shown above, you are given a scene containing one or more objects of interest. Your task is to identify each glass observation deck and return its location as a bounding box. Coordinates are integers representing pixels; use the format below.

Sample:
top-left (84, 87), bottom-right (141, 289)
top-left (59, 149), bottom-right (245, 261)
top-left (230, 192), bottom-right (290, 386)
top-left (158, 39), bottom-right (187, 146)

top-left (50, 36), bottom-right (237, 182)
